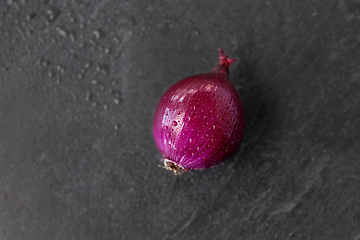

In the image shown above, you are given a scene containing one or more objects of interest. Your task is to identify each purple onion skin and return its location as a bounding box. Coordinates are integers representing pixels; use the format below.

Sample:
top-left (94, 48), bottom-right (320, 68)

top-left (153, 49), bottom-right (245, 174)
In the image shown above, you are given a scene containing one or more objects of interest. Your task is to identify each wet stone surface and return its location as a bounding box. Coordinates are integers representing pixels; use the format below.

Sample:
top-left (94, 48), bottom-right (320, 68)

top-left (1, 1), bottom-right (360, 240)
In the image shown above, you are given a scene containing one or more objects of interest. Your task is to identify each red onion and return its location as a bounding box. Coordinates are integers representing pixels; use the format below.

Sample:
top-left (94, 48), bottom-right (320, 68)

top-left (153, 49), bottom-right (245, 174)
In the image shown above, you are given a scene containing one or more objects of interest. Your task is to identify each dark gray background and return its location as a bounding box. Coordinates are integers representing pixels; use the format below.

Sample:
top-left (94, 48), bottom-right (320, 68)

top-left (1, 0), bottom-right (360, 239)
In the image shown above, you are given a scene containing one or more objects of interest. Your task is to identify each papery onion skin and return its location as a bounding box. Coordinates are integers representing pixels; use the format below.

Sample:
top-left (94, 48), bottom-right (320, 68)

top-left (153, 49), bottom-right (245, 173)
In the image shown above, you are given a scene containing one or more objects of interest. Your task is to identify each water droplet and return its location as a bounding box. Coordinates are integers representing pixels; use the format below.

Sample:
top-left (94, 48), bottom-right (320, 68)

top-left (92, 102), bottom-right (98, 107)
top-left (103, 104), bottom-right (108, 110)
top-left (69, 33), bottom-right (75, 42)
top-left (114, 124), bottom-right (119, 130)
top-left (57, 65), bottom-right (65, 73)
top-left (172, 121), bottom-right (177, 126)
top-left (85, 90), bottom-right (91, 101)
top-left (27, 12), bottom-right (36, 20)
top-left (93, 30), bottom-right (100, 39)
top-left (56, 27), bottom-right (67, 37)
top-left (89, 39), bottom-right (96, 46)
top-left (91, 80), bottom-right (97, 85)
top-left (113, 98), bottom-right (120, 104)
top-left (46, 9), bottom-right (54, 20)
top-left (164, 126), bottom-right (168, 130)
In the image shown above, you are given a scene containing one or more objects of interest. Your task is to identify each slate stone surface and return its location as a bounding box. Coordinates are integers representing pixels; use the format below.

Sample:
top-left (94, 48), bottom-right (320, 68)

top-left (1, 1), bottom-right (360, 239)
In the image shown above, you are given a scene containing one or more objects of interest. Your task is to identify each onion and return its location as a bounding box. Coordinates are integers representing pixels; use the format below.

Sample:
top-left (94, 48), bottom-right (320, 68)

top-left (153, 49), bottom-right (245, 174)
